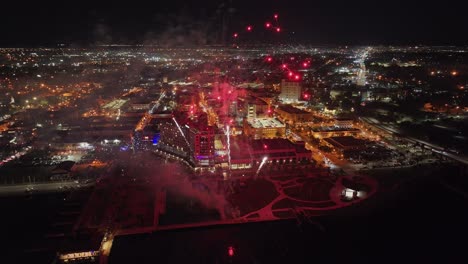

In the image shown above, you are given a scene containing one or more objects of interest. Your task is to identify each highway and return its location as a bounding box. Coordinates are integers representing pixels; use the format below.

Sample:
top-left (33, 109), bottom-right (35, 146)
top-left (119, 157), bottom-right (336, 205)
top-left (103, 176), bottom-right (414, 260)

top-left (360, 117), bottom-right (468, 166)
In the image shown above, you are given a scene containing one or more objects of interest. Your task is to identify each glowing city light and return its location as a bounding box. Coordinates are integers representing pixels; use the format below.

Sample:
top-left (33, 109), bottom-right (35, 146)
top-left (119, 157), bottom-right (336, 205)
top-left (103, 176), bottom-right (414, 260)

top-left (247, 26), bottom-right (252, 31)
top-left (265, 22), bottom-right (271, 28)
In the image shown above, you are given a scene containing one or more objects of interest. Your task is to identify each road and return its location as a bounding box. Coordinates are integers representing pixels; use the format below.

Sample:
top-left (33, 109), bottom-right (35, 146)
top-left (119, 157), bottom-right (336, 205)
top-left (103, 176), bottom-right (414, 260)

top-left (360, 117), bottom-right (468, 166)
top-left (356, 48), bottom-right (369, 86)
top-left (0, 181), bottom-right (93, 196)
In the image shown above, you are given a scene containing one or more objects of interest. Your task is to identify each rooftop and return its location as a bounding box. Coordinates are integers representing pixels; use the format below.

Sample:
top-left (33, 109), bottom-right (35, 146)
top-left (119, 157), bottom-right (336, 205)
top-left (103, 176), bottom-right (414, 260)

top-left (311, 126), bottom-right (360, 132)
top-left (324, 136), bottom-right (367, 148)
top-left (102, 99), bottom-right (129, 110)
top-left (244, 96), bottom-right (268, 106)
top-left (229, 138), bottom-right (311, 158)
top-left (247, 118), bottom-right (285, 129)
top-left (277, 105), bottom-right (310, 114)
top-left (251, 139), bottom-right (311, 154)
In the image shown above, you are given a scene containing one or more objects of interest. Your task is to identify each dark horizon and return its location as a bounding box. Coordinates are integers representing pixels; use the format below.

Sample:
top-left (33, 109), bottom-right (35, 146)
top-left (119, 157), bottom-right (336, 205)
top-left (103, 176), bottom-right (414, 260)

top-left (1, 0), bottom-right (467, 47)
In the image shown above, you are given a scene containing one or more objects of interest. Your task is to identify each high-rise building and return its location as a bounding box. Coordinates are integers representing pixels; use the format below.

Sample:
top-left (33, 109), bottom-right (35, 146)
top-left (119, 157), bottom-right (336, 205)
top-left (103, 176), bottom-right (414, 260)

top-left (279, 80), bottom-right (301, 102)
top-left (243, 97), bottom-right (269, 119)
top-left (186, 113), bottom-right (215, 167)
top-left (159, 117), bottom-right (191, 159)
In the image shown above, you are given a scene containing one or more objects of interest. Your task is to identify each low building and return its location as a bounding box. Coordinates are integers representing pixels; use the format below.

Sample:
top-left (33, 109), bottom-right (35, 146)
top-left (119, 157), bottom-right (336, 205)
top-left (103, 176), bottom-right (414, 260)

top-left (250, 139), bottom-right (312, 165)
top-left (102, 99), bottom-right (129, 116)
top-left (322, 136), bottom-right (368, 156)
top-left (228, 138), bottom-right (312, 170)
top-left (129, 99), bottom-right (152, 111)
top-left (334, 118), bottom-right (354, 128)
top-left (275, 104), bottom-right (314, 124)
top-left (311, 126), bottom-right (360, 139)
top-left (50, 160), bottom-right (76, 180)
top-left (244, 118), bottom-right (285, 139)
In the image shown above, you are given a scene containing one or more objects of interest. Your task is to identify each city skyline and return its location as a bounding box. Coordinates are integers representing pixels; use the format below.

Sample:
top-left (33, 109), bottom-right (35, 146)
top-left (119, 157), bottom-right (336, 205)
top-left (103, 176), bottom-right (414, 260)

top-left (1, 2), bottom-right (468, 263)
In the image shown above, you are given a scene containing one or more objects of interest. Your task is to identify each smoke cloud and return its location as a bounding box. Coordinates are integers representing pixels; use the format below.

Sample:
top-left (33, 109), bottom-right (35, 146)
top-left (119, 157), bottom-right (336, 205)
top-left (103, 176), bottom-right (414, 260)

top-left (151, 162), bottom-right (228, 215)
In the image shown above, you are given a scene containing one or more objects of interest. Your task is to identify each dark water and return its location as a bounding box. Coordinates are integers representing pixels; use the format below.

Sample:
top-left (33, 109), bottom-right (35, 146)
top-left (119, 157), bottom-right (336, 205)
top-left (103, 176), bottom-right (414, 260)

top-left (0, 190), bottom-right (92, 264)
top-left (2, 167), bottom-right (467, 263)
top-left (109, 172), bottom-right (468, 264)
top-left (1, 194), bottom-right (67, 256)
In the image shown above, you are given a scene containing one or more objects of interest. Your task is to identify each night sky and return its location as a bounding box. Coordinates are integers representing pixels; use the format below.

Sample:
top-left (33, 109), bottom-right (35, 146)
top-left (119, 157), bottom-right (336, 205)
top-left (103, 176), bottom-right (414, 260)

top-left (1, 0), bottom-right (467, 46)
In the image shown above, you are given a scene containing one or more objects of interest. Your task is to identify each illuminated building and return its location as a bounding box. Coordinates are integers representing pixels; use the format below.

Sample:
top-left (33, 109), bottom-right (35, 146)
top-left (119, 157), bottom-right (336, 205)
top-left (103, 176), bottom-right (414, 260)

top-left (279, 79), bottom-right (301, 102)
top-left (275, 105), bottom-right (313, 124)
top-left (250, 139), bottom-right (312, 165)
top-left (129, 99), bottom-right (152, 111)
top-left (102, 99), bottom-right (129, 116)
top-left (58, 251), bottom-right (99, 263)
top-left (341, 178), bottom-right (370, 200)
top-left (322, 136), bottom-right (368, 156)
top-left (240, 96), bottom-right (269, 119)
top-left (159, 112), bottom-right (216, 168)
top-left (158, 117), bottom-right (191, 159)
top-left (311, 126), bottom-right (360, 139)
top-left (334, 118), bottom-right (354, 128)
top-left (185, 113), bottom-right (215, 167)
top-left (244, 118), bottom-right (285, 139)
top-left (228, 138), bottom-right (312, 169)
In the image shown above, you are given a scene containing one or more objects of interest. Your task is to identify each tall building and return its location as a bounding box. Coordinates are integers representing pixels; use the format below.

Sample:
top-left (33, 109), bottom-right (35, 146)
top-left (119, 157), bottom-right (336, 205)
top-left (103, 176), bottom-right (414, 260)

top-left (186, 115), bottom-right (215, 167)
top-left (242, 96), bottom-right (269, 119)
top-left (159, 117), bottom-right (191, 159)
top-left (159, 113), bottom-right (216, 168)
top-left (279, 80), bottom-right (301, 102)
top-left (187, 125), bottom-right (215, 167)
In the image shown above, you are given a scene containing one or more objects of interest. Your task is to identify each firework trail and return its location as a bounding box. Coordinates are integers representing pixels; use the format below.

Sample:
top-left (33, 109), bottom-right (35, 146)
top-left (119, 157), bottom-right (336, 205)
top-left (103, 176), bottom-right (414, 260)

top-left (226, 125), bottom-right (231, 170)
top-left (256, 156), bottom-right (268, 177)
top-left (172, 117), bottom-right (191, 150)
